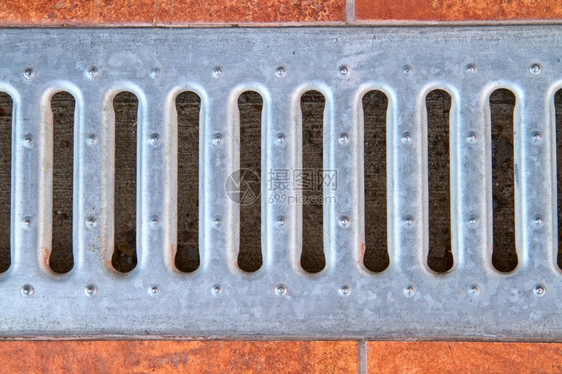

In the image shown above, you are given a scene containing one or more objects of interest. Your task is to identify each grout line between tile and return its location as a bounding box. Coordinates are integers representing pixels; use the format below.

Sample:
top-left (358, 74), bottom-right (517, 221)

top-left (359, 340), bottom-right (367, 374)
top-left (345, 0), bottom-right (356, 24)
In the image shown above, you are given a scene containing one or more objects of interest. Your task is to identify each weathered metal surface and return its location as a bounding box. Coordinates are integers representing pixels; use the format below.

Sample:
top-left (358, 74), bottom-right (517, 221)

top-left (0, 27), bottom-right (560, 339)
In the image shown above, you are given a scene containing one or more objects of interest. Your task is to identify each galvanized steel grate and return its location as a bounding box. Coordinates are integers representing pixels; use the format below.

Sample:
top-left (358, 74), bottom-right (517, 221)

top-left (0, 27), bottom-right (561, 340)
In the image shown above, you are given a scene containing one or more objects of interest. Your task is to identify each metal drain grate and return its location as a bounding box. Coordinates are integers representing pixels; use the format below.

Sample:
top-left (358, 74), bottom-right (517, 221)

top-left (0, 27), bottom-right (561, 340)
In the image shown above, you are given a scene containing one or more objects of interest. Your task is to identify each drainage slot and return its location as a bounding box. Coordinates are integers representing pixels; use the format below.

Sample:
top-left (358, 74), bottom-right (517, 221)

top-left (236, 91), bottom-right (264, 272)
top-left (362, 90), bottom-right (390, 272)
top-left (49, 92), bottom-right (75, 274)
top-left (426, 90), bottom-right (453, 273)
top-left (175, 91), bottom-right (201, 273)
top-left (554, 90), bottom-right (562, 269)
top-left (301, 91), bottom-right (326, 273)
top-left (0, 93), bottom-right (11, 273)
top-left (490, 89), bottom-right (518, 272)
top-left (112, 92), bottom-right (138, 273)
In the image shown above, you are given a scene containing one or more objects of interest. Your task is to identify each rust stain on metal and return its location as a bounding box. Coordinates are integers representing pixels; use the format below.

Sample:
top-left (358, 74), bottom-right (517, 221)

top-left (42, 247), bottom-right (50, 269)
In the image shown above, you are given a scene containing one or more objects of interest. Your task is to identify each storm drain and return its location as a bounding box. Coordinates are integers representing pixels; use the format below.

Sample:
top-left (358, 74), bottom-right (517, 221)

top-left (0, 27), bottom-right (561, 339)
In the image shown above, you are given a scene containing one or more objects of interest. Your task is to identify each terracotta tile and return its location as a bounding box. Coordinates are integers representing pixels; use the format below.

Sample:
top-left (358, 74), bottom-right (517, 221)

top-left (355, 0), bottom-right (562, 21)
top-left (367, 342), bottom-right (562, 374)
top-left (157, 0), bottom-right (345, 24)
top-left (0, 341), bottom-right (358, 373)
top-left (0, 0), bottom-right (345, 25)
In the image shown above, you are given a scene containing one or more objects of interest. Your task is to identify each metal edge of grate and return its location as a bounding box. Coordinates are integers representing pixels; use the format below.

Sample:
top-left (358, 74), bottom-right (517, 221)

top-left (0, 26), bottom-right (560, 340)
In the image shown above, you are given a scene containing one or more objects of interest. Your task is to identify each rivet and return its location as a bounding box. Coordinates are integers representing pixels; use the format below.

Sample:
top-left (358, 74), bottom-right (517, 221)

top-left (212, 216), bottom-right (222, 228)
top-left (275, 284), bottom-right (287, 296)
top-left (467, 132), bottom-right (477, 143)
top-left (533, 284), bottom-right (546, 297)
top-left (150, 133), bottom-right (160, 145)
top-left (85, 216), bottom-right (97, 229)
top-left (149, 67), bottom-right (161, 79)
top-left (23, 216), bottom-right (32, 226)
top-left (338, 216), bottom-right (350, 228)
top-left (86, 133), bottom-right (99, 146)
top-left (339, 133), bottom-right (349, 144)
top-left (212, 66), bottom-right (223, 78)
top-left (23, 67), bottom-right (35, 79)
top-left (21, 284), bottom-right (34, 296)
top-left (276, 216), bottom-right (286, 227)
top-left (402, 65), bottom-right (413, 76)
top-left (151, 215), bottom-right (159, 224)
top-left (275, 133), bottom-right (286, 145)
top-left (469, 217), bottom-right (477, 225)
top-left (23, 134), bottom-right (34, 148)
top-left (339, 64), bottom-right (350, 76)
top-left (403, 285), bottom-right (416, 297)
top-left (339, 285), bottom-right (351, 296)
top-left (465, 63), bottom-right (478, 74)
top-left (212, 285), bottom-right (222, 295)
top-left (401, 133), bottom-right (412, 144)
top-left (532, 132), bottom-right (542, 142)
top-left (405, 217), bottom-right (413, 225)
top-left (150, 286), bottom-right (159, 294)
top-left (469, 284), bottom-right (480, 296)
top-left (530, 63), bottom-right (542, 75)
top-left (87, 66), bottom-right (99, 78)
top-left (534, 216), bottom-right (543, 225)
top-left (275, 66), bottom-right (287, 78)
top-left (84, 284), bottom-right (97, 296)
top-left (212, 133), bottom-right (223, 145)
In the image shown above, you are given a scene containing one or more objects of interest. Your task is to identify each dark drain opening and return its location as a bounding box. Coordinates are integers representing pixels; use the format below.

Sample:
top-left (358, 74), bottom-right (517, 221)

top-left (112, 92), bottom-right (138, 273)
top-left (301, 90), bottom-right (326, 273)
top-left (490, 88), bottom-right (518, 272)
top-left (426, 89), bottom-right (454, 273)
top-left (237, 91), bottom-right (263, 273)
top-left (0, 93), bottom-right (11, 273)
top-left (362, 90), bottom-right (390, 273)
top-left (49, 92), bottom-right (75, 274)
top-left (555, 89), bottom-right (562, 270)
top-left (175, 91), bottom-right (201, 273)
